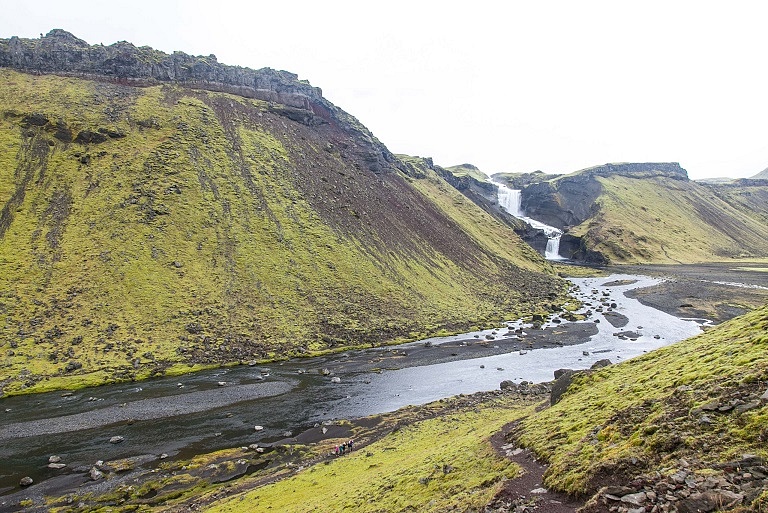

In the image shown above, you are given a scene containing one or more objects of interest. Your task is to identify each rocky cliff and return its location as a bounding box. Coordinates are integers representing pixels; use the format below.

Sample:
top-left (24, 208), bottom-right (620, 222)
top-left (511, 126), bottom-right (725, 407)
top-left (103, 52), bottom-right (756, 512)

top-left (0, 29), bottom-right (396, 174)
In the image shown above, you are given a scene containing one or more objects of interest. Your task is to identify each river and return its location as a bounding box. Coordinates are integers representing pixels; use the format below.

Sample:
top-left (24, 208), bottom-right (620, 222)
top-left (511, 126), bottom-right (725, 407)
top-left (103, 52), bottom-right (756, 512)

top-left (0, 273), bottom-right (706, 496)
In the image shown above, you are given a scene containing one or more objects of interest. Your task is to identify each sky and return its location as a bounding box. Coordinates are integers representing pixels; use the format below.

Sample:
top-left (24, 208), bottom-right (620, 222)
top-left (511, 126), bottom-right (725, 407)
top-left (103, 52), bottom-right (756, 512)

top-left (2, 1), bottom-right (767, 179)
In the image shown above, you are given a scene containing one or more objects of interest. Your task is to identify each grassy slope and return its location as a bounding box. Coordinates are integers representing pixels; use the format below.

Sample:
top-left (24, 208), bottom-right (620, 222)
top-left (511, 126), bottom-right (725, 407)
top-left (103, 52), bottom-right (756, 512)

top-left (0, 70), bottom-right (562, 395)
top-left (568, 175), bottom-right (768, 263)
top-left (519, 303), bottom-right (768, 497)
top-left (205, 397), bottom-right (530, 513)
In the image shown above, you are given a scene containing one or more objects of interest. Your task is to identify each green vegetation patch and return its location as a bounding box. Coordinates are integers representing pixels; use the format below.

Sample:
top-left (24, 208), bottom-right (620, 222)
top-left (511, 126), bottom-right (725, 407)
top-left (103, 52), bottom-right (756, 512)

top-left (518, 303), bottom-right (768, 496)
top-left (206, 399), bottom-right (531, 513)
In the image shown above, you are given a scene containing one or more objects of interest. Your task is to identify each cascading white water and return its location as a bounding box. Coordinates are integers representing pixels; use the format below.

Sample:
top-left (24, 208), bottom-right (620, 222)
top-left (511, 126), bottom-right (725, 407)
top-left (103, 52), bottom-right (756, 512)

top-left (545, 235), bottom-right (562, 260)
top-left (497, 187), bottom-right (523, 217)
top-left (495, 182), bottom-right (565, 260)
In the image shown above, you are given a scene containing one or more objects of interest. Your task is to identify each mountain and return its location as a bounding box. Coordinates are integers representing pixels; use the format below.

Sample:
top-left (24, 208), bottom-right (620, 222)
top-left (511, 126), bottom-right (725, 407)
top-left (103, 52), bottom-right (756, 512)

top-left (519, 163), bottom-right (768, 263)
top-left (752, 167), bottom-right (768, 180)
top-left (0, 31), bottom-right (562, 395)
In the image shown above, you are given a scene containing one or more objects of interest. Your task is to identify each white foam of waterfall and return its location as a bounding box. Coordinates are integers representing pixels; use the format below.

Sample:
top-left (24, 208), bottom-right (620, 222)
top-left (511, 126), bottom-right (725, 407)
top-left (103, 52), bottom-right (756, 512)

top-left (495, 182), bottom-right (565, 260)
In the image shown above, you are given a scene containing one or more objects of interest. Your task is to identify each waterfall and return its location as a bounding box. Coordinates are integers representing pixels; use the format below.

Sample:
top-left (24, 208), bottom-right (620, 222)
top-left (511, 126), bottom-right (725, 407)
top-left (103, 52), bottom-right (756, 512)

top-left (495, 182), bottom-right (565, 260)
top-left (497, 187), bottom-right (523, 217)
top-left (545, 234), bottom-right (563, 260)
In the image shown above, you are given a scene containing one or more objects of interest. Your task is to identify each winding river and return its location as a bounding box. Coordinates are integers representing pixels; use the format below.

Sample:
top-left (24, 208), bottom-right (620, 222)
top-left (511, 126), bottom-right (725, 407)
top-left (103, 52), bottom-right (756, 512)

top-left (0, 274), bottom-right (706, 495)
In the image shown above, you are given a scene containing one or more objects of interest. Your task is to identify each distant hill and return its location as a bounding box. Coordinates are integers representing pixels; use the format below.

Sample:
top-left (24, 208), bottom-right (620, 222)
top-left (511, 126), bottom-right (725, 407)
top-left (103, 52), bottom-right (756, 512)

top-left (752, 167), bottom-right (768, 179)
top-left (444, 163), bottom-right (489, 182)
top-left (520, 163), bottom-right (768, 263)
top-left (0, 31), bottom-right (562, 395)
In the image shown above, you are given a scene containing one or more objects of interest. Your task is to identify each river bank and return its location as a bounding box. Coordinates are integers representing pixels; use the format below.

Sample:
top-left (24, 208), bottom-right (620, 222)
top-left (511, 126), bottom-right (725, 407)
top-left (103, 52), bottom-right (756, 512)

top-left (1, 264), bottom-right (766, 510)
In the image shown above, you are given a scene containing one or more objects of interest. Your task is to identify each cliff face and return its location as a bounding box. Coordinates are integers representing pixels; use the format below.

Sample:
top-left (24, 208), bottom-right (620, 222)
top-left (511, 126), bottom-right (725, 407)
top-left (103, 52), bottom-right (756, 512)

top-left (0, 29), bottom-right (321, 108)
top-left (0, 30), bottom-right (397, 175)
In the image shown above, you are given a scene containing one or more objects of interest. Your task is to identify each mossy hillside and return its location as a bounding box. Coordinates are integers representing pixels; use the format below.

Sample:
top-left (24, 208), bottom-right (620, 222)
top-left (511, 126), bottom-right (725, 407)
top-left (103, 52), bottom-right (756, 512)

top-left (518, 302), bottom-right (768, 496)
top-left (0, 70), bottom-right (562, 395)
top-left (568, 175), bottom-right (768, 263)
top-left (205, 398), bottom-right (531, 513)
top-left (404, 162), bottom-right (548, 273)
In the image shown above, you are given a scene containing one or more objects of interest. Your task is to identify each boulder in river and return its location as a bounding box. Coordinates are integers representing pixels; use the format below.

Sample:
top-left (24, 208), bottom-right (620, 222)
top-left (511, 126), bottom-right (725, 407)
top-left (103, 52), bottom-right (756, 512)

top-left (254, 425), bottom-right (264, 431)
top-left (109, 435), bottom-right (124, 444)
top-left (48, 455), bottom-right (62, 463)
top-left (89, 467), bottom-right (104, 481)
top-left (19, 476), bottom-right (33, 486)
top-left (48, 463), bottom-right (66, 469)
top-left (331, 376), bottom-right (341, 383)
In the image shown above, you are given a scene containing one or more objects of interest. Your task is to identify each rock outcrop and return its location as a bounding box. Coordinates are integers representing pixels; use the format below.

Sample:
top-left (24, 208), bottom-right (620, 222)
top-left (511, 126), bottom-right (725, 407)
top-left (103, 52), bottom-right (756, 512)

top-left (0, 29), bottom-right (397, 175)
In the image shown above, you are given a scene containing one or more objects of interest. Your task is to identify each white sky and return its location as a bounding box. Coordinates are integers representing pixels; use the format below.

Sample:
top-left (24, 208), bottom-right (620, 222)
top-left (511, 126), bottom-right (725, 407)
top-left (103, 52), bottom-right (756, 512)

top-left (2, 0), bottom-right (767, 179)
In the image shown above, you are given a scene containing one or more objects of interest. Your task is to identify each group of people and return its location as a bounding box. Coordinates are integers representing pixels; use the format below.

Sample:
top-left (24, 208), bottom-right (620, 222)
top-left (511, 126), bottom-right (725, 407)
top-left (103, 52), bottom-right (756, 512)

top-left (333, 439), bottom-right (354, 456)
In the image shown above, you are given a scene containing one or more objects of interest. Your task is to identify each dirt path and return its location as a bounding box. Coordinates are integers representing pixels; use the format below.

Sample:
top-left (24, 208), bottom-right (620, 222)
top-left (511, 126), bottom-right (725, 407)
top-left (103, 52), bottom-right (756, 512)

top-left (486, 421), bottom-right (583, 513)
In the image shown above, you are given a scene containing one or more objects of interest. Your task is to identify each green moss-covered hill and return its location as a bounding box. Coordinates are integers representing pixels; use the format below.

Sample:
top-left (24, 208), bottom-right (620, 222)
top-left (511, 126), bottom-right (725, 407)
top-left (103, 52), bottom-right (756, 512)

top-left (522, 163), bottom-right (768, 263)
top-left (518, 302), bottom-right (768, 510)
top-left (0, 67), bottom-right (562, 396)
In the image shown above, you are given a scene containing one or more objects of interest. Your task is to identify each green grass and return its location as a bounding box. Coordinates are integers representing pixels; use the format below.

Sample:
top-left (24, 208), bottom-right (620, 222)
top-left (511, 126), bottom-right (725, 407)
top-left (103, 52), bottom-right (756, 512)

top-left (567, 175), bottom-right (768, 263)
top-left (206, 398), bottom-right (531, 513)
top-left (519, 302), bottom-right (768, 496)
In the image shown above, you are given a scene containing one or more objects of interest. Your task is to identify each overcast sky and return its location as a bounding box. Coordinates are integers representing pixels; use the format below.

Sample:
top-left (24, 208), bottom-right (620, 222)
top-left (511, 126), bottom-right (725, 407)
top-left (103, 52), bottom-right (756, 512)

top-left (2, 1), bottom-right (767, 179)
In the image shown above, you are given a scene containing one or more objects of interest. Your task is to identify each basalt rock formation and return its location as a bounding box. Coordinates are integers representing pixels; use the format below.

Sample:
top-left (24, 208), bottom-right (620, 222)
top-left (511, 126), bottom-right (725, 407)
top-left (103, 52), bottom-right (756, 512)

top-left (0, 29), bottom-right (395, 174)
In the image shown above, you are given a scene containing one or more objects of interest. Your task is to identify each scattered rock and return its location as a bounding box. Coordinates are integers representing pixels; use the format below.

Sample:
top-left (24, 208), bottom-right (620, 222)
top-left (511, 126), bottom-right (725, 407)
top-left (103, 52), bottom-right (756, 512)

top-left (109, 436), bottom-right (124, 444)
top-left (530, 487), bottom-right (548, 494)
top-left (48, 463), bottom-right (66, 469)
top-left (734, 401), bottom-right (760, 415)
top-left (331, 376), bottom-right (341, 383)
top-left (49, 455), bottom-right (62, 463)
top-left (590, 359), bottom-right (612, 369)
top-left (19, 476), bottom-right (33, 486)
top-left (217, 381), bottom-right (227, 386)
top-left (254, 425), bottom-right (264, 431)
top-left (89, 467), bottom-right (104, 481)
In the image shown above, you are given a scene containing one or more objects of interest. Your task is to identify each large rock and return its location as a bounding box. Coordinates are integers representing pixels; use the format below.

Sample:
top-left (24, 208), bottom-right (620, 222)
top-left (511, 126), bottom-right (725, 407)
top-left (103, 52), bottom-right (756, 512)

top-left (551, 370), bottom-right (578, 405)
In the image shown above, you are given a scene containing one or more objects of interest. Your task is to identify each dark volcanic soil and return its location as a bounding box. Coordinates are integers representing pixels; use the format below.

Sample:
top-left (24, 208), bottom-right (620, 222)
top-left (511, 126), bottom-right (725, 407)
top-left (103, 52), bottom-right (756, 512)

top-left (607, 262), bottom-right (768, 324)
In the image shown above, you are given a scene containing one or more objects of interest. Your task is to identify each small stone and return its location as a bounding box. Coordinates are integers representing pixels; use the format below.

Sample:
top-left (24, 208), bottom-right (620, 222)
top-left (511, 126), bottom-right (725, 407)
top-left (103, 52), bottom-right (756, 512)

top-left (89, 467), bottom-right (104, 481)
top-left (48, 463), bottom-right (66, 469)
top-left (760, 388), bottom-right (768, 403)
top-left (530, 487), bottom-right (547, 494)
top-left (217, 381), bottom-right (226, 386)
top-left (109, 435), bottom-right (124, 444)
top-left (621, 491), bottom-right (647, 506)
top-left (734, 401), bottom-right (760, 415)
top-left (49, 455), bottom-right (62, 463)
top-left (331, 376), bottom-right (341, 383)
top-left (19, 476), bottom-right (33, 486)
top-left (283, 431), bottom-right (293, 437)
top-left (254, 425), bottom-right (264, 431)
top-left (160, 453), bottom-right (168, 459)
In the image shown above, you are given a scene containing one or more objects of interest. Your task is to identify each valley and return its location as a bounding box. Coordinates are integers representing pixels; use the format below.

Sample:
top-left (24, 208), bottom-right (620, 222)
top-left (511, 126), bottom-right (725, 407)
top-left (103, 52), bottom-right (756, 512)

top-left (0, 30), bottom-right (767, 513)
